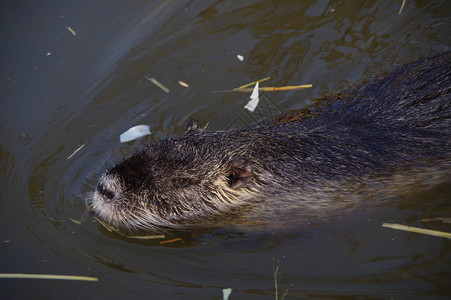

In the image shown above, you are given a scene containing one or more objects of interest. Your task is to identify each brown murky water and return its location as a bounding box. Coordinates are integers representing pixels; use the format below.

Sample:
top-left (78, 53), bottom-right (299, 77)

top-left (1, 1), bottom-right (450, 299)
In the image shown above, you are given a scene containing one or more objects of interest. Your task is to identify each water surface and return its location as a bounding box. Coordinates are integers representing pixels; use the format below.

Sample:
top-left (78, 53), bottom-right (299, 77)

top-left (1, 1), bottom-right (450, 298)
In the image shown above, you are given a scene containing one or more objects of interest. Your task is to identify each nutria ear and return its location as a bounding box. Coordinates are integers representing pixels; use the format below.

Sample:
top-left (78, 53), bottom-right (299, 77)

top-left (227, 156), bottom-right (253, 189)
top-left (186, 119), bottom-right (199, 131)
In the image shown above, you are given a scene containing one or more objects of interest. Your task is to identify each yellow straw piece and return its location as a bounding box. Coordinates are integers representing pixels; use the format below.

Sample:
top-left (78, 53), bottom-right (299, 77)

top-left (127, 235), bottom-right (166, 240)
top-left (421, 217), bottom-right (451, 224)
top-left (66, 26), bottom-right (77, 36)
top-left (234, 77), bottom-right (271, 90)
top-left (233, 84), bottom-right (313, 92)
top-left (66, 144), bottom-right (85, 160)
top-left (382, 223), bottom-right (451, 239)
top-left (145, 76), bottom-right (170, 93)
top-left (0, 273), bottom-right (98, 281)
top-left (398, 0), bottom-right (406, 15)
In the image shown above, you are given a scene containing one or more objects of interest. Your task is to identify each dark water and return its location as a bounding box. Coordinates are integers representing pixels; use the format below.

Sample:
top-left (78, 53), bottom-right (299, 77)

top-left (1, 0), bottom-right (451, 299)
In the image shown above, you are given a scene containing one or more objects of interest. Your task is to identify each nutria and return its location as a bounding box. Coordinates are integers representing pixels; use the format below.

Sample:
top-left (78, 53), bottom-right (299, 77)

top-left (90, 52), bottom-right (451, 231)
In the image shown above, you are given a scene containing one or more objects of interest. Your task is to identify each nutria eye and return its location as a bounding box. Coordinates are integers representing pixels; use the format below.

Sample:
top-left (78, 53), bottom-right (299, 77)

top-left (173, 178), bottom-right (190, 187)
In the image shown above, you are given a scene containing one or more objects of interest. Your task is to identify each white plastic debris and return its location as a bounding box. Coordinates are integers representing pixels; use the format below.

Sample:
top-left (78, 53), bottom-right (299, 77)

top-left (237, 54), bottom-right (244, 61)
top-left (120, 125), bottom-right (151, 143)
top-left (222, 288), bottom-right (232, 300)
top-left (244, 81), bottom-right (260, 112)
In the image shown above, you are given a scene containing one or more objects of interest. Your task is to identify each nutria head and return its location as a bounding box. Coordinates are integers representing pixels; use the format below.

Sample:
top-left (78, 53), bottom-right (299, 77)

top-left (91, 128), bottom-right (261, 231)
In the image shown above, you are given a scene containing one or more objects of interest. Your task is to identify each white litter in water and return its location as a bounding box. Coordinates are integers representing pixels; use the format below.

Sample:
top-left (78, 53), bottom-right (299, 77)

top-left (237, 54), bottom-right (244, 61)
top-left (120, 125), bottom-right (151, 143)
top-left (244, 81), bottom-right (260, 112)
top-left (222, 288), bottom-right (232, 300)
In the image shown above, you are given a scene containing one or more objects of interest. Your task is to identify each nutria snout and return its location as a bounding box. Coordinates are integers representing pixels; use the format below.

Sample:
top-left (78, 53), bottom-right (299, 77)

top-left (91, 52), bottom-right (451, 231)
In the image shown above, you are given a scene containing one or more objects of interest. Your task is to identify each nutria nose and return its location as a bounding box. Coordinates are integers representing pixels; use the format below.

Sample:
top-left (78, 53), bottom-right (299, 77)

top-left (97, 183), bottom-right (115, 201)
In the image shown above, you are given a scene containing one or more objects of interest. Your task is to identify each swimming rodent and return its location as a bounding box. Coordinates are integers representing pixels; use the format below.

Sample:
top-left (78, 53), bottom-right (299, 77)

top-left (91, 52), bottom-right (451, 231)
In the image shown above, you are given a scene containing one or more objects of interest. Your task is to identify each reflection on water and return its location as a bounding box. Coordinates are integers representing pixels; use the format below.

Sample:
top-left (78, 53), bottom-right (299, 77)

top-left (1, 0), bottom-right (450, 298)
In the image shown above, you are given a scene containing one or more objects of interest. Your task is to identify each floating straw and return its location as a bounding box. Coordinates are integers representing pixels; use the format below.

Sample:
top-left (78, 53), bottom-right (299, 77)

top-left (382, 223), bottom-right (451, 239)
top-left (0, 273), bottom-right (98, 281)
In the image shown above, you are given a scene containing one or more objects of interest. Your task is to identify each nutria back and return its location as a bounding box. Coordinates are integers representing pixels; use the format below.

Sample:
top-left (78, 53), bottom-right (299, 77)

top-left (91, 52), bottom-right (451, 231)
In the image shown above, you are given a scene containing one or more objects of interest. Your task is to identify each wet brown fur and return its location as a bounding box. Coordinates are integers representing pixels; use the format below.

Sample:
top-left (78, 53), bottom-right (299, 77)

top-left (91, 52), bottom-right (451, 231)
